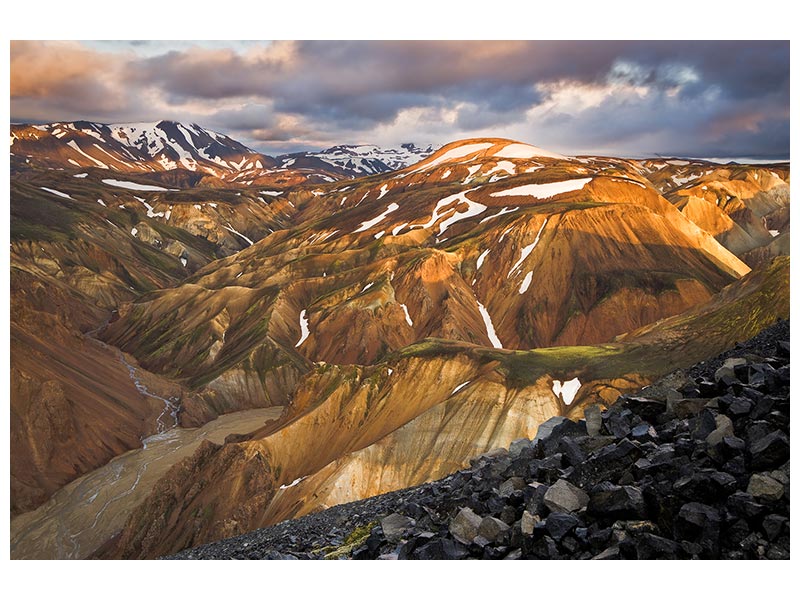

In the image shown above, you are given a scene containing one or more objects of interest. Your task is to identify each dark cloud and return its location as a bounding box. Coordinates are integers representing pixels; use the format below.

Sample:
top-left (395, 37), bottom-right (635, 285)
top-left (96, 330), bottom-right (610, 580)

top-left (10, 40), bottom-right (789, 158)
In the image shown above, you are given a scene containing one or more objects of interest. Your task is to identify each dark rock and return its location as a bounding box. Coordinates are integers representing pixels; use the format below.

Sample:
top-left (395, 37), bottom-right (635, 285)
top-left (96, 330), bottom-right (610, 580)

top-left (622, 396), bottom-right (666, 420)
top-left (726, 492), bottom-right (766, 519)
top-left (666, 398), bottom-right (707, 419)
top-left (632, 533), bottom-right (679, 559)
top-left (412, 538), bottom-right (468, 560)
top-left (762, 514), bottom-right (787, 541)
top-left (604, 410), bottom-right (633, 439)
top-left (591, 546), bottom-right (620, 559)
top-left (498, 476), bottom-right (526, 497)
top-left (630, 423), bottom-right (657, 442)
top-left (499, 505), bottom-right (518, 525)
top-left (545, 513), bottom-right (580, 541)
top-left (749, 430), bottom-right (789, 470)
top-left (559, 437), bottom-right (587, 466)
top-left (726, 397), bottom-right (754, 417)
top-left (673, 469), bottom-right (737, 503)
top-left (380, 513), bottom-right (415, 543)
top-left (588, 484), bottom-right (646, 520)
top-left (690, 409), bottom-right (718, 440)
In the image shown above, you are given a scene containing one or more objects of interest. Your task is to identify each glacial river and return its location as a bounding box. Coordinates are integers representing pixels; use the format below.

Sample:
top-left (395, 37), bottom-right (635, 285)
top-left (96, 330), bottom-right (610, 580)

top-left (10, 406), bottom-right (283, 560)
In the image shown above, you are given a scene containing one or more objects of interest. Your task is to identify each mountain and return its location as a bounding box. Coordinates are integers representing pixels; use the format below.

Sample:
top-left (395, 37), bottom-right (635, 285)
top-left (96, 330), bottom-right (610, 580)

top-left (10, 120), bottom-right (437, 185)
top-left (276, 142), bottom-right (437, 177)
top-left (9, 132), bottom-right (790, 559)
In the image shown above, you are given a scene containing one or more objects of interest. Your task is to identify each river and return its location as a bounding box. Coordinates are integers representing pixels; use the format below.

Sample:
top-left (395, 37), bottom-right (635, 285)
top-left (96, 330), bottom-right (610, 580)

top-left (10, 406), bottom-right (283, 560)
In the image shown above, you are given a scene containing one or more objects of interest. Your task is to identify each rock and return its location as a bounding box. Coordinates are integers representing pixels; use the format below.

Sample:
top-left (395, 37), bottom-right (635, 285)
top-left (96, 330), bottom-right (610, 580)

top-left (544, 513), bottom-right (580, 541)
top-left (630, 423), bottom-right (657, 442)
top-left (622, 396), bottom-right (666, 420)
top-left (591, 546), bottom-right (620, 560)
top-left (504, 548), bottom-right (522, 560)
top-left (761, 514), bottom-right (787, 541)
top-left (584, 405), bottom-right (602, 437)
top-left (726, 397), bottom-right (753, 417)
top-left (543, 479), bottom-right (589, 513)
top-left (532, 416), bottom-right (569, 444)
top-left (726, 492), bottom-right (766, 519)
top-left (747, 473), bottom-right (784, 501)
top-left (520, 510), bottom-right (539, 536)
top-left (413, 538), bottom-right (468, 560)
top-left (588, 484), bottom-right (646, 519)
top-left (632, 533), bottom-right (679, 559)
top-left (498, 477), bottom-right (526, 497)
top-left (508, 438), bottom-right (532, 458)
top-left (705, 414), bottom-right (734, 447)
top-left (380, 513), bottom-right (415, 543)
top-left (666, 398), bottom-right (707, 419)
top-left (478, 516), bottom-right (510, 543)
top-left (604, 410), bottom-right (633, 439)
top-left (449, 507), bottom-right (483, 545)
top-left (749, 430), bottom-right (789, 469)
top-left (673, 469), bottom-right (737, 503)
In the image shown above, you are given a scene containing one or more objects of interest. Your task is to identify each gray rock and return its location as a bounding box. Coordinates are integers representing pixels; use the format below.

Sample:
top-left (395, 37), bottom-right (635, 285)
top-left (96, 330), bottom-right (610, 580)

top-left (449, 507), bottom-right (483, 545)
top-left (478, 516), bottom-right (510, 542)
top-left (705, 414), bottom-right (734, 447)
top-left (498, 476), bottom-right (526, 497)
top-left (532, 416), bottom-right (569, 443)
top-left (666, 397), bottom-right (707, 419)
top-left (508, 438), bottom-right (532, 458)
top-left (747, 473), bottom-right (784, 501)
top-left (543, 478), bottom-right (589, 513)
top-left (592, 546), bottom-right (621, 560)
top-left (584, 405), bottom-right (602, 437)
top-left (380, 513), bottom-right (415, 543)
top-left (520, 510), bottom-right (540, 536)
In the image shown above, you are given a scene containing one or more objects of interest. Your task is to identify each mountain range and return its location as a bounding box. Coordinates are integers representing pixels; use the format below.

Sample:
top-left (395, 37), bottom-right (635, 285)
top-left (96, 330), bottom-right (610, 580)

top-left (9, 122), bottom-right (790, 559)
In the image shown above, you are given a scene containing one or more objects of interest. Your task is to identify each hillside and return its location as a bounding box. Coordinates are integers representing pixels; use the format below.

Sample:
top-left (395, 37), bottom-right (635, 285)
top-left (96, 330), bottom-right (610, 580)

top-left (9, 130), bottom-right (790, 559)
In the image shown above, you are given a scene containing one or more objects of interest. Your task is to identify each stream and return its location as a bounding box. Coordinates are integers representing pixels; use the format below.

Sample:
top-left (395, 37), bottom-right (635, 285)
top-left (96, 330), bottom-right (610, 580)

top-left (10, 406), bottom-right (284, 559)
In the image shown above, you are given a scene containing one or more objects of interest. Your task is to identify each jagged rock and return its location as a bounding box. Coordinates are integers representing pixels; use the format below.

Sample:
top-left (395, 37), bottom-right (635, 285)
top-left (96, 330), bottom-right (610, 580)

top-left (508, 438), bottom-right (532, 459)
top-left (449, 507), bottom-right (483, 545)
top-left (413, 538), bottom-right (468, 560)
top-left (543, 479), bottom-right (589, 513)
top-left (726, 492), bottom-right (766, 519)
top-left (478, 516), bottom-right (510, 543)
top-left (746, 473), bottom-right (784, 501)
top-left (380, 513), bottom-right (414, 543)
top-left (705, 414), bottom-right (734, 447)
top-left (588, 484), bottom-right (646, 519)
top-left (520, 510), bottom-right (539, 536)
top-left (673, 469), bottom-right (737, 503)
top-left (592, 546), bottom-right (620, 560)
top-left (584, 405), bottom-right (602, 437)
top-left (498, 477), bottom-right (526, 497)
top-left (748, 430), bottom-right (789, 469)
top-left (761, 514), bottom-right (787, 541)
top-left (666, 398), bottom-right (707, 419)
top-left (544, 513), bottom-right (580, 541)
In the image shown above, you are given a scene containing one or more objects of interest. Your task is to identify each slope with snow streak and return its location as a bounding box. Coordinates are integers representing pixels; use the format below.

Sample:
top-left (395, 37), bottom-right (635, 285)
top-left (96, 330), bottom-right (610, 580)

top-left (295, 310), bottom-right (311, 347)
top-left (491, 178), bottom-right (592, 199)
top-left (477, 301), bottom-right (503, 349)
top-left (353, 203), bottom-right (400, 233)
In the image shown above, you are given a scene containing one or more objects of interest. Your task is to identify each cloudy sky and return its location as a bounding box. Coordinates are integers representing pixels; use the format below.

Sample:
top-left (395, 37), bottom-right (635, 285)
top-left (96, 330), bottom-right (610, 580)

top-left (10, 40), bottom-right (790, 159)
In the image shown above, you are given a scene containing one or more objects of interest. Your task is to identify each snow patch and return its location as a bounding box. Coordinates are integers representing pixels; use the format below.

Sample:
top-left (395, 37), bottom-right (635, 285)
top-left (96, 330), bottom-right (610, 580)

top-left (295, 310), bottom-right (310, 348)
top-left (769, 230), bottom-right (780, 237)
top-left (40, 187), bottom-right (71, 199)
top-left (491, 178), bottom-right (592, 199)
top-left (477, 301), bottom-right (503, 349)
top-left (441, 169), bottom-right (452, 179)
top-left (353, 202), bottom-right (400, 233)
top-left (130, 227), bottom-right (138, 237)
top-left (451, 381), bottom-right (472, 395)
top-left (552, 377), bottom-right (581, 406)
top-left (480, 206), bottom-right (519, 224)
top-left (96, 199), bottom-right (106, 206)
top-left (279, 476), bottom-right (307, 490)
top-left (377, 184), bottom-right (389, 200)
top-left (260, 190), bottom-right (283, 196)
top-left (476, 249), bottom-right (490, 270)
top-left (494, 143), bottom-right (566, 160)
top-left (73, 173), bottom-right (88, 178)
top-left (102, 179), bottom-right (172, 192)
top-left (507, 218), bottom-right (548, 277)
top-left (400, 303), bottom-right (414, 327)
top-left (67, 140), bottom-right (109, 169)
top-left (519, 271), bottom-right (533, 294)
top-left (413, 142), bottom-right (493, 172)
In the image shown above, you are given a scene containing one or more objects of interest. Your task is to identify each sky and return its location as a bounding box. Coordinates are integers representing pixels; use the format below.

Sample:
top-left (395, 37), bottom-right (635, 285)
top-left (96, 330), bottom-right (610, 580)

top-left (9, 40), bottom-right (791, 159)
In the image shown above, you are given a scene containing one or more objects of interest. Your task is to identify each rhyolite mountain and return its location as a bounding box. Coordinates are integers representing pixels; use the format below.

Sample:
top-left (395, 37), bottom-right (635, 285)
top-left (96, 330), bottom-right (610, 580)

top-left (9, 127), bottom-right (790, 559)
top-left (10, 120), bottom-right (437, 185)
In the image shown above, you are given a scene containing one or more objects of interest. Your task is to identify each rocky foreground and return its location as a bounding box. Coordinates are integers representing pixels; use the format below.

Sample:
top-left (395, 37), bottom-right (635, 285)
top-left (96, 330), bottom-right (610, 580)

top-left (169, 320), bottom-right (790, 560)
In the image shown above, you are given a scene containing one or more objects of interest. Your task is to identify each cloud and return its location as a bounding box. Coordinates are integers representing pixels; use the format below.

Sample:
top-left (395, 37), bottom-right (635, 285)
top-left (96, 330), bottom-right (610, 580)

top-left (9, 40), bottom-right (789, 158)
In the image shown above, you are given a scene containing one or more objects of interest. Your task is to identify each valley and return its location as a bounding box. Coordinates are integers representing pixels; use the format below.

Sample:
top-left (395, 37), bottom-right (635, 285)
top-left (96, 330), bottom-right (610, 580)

top-left (9, 122), bottom-right (790, 559)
